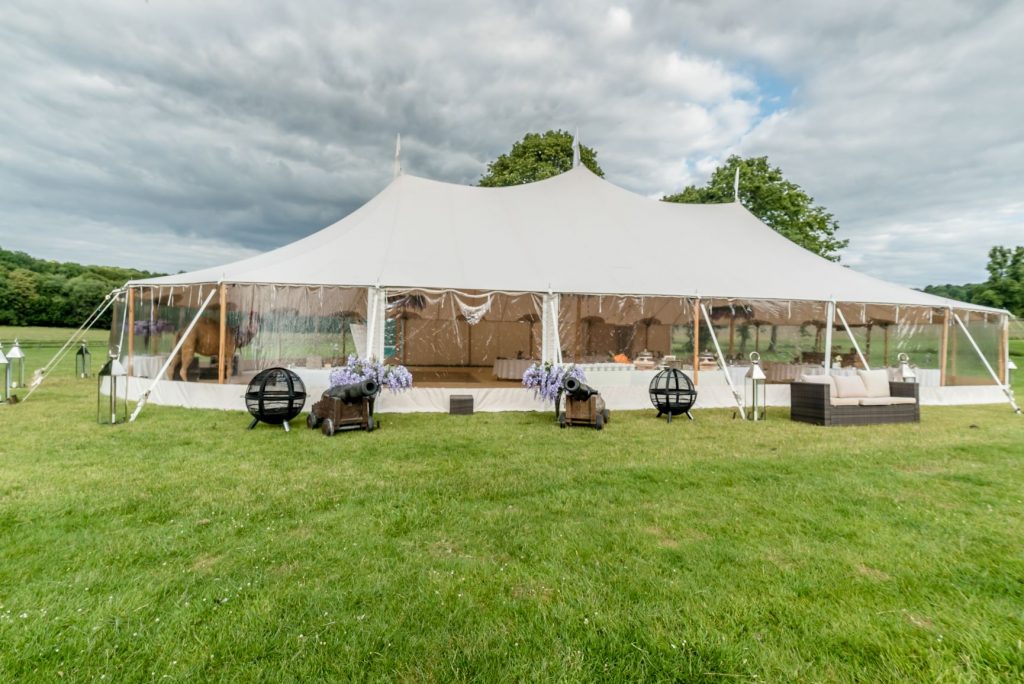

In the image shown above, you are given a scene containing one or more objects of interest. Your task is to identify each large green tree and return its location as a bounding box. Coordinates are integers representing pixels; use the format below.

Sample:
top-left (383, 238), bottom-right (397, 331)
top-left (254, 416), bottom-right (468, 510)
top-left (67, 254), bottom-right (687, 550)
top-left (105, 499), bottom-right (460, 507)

top-left (664, 155), bottom-right (848, 262)
top-left (479, 130), bottom-right (603, 186)
top-left (923, 245), bottom-right (1024, 316)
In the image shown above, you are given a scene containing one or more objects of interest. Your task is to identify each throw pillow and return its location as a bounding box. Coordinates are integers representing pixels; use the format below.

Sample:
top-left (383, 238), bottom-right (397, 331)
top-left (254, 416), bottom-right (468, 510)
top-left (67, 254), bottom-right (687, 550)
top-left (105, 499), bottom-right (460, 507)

top-left (857, 369), bottom-right (891, 398)
top-left (834, 374), bottom-right (869, 398)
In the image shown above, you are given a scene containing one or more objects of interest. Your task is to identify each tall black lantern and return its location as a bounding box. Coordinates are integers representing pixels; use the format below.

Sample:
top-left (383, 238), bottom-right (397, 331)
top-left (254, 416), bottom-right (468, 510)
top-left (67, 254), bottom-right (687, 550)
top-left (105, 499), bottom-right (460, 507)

top-left (76, 341), bottom-right (92, 378)
top-left (649, 368), bottom-right (697, 422)
top-left (97, 353), bottom-right (128, 425)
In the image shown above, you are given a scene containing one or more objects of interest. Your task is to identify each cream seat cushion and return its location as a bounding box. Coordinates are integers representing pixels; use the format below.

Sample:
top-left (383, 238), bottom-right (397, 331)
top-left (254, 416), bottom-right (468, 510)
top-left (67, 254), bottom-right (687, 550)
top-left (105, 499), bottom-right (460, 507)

top-left (830, 397), bottom-right (862, 407)
top-left (834, 374), bottom-right (869, 398)
top-left (857, 369), bottom-right (891, 398)
top-left (858, 397), bottom-right (917, 406)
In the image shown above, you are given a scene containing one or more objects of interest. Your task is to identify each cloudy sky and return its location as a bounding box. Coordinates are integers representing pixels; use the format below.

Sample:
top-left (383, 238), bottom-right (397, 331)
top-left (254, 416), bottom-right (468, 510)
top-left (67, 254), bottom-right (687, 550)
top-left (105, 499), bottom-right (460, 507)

top-left (2, 0), bottom-right (1021, 287)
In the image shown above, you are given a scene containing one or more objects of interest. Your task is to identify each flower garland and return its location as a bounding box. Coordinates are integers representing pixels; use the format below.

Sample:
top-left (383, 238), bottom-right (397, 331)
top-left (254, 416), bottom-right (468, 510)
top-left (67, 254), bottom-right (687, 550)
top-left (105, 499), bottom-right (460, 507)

top-left (522, 362), bottom-right (585, 403)
top-left (328, 355), bottom-right (413, 394)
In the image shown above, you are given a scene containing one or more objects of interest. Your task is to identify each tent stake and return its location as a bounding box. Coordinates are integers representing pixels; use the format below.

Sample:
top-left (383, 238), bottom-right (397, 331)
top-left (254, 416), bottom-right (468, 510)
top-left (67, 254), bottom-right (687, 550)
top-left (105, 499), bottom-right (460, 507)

top-left (835, 305), bottom-right (870, 370)
top-left (130, 287), bottom-right (218, 423)
top-left (952, 312), bottom-right (1020, 414)
top-left (700, 302), bottom-right (746, 419)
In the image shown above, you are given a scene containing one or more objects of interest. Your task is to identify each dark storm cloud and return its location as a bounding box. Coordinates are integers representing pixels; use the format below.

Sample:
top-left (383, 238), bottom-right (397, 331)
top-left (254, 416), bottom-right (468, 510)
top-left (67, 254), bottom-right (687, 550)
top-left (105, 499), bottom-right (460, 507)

top-left (1, 0), bottom-right (1020, 286)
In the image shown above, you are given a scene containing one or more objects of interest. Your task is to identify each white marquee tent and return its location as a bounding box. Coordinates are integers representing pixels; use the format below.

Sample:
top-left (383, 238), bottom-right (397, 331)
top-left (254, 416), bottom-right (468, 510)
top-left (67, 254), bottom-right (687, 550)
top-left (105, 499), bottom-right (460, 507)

top-left (104, 162), bottom-right (1015, 416)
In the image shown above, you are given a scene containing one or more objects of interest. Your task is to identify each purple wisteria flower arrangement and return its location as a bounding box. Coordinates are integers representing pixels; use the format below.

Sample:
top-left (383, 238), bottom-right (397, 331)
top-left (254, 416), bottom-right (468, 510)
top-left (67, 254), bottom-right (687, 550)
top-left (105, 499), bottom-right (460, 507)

top-left (328, 355), bottom-right (413, 394)
top-left (522, 362), bottom-right (585, 404)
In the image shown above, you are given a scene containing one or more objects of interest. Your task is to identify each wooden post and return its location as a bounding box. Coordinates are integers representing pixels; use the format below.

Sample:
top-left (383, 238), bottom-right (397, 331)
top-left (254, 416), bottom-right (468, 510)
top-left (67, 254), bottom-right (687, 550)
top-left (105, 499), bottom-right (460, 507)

top-left (950, 312), bottom-right (959, 383)
top-left (939, 308), bottom-right (950, 386)
top-left (883, 325), bottom-right (890, 367)
top-left (727, 316), bottom-right (735, 359)
top-left (126, 287), bottom-right (135, 376)
top-left (692, 299), bottom-right (700, 385)
top-left (998, 314), bottom-right (1009, 385)
top-left (218, 283), bottom-right (227, 384)
top-left (865, 324), bottom-right (872, 366)
top-left (575, 297), bottom-right (583, 362)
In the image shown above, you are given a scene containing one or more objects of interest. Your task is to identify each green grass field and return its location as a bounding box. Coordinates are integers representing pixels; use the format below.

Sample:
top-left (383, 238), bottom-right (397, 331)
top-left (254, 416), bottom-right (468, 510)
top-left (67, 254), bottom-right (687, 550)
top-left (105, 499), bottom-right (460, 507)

top-left (1, 327), bottom-right (1023, 682)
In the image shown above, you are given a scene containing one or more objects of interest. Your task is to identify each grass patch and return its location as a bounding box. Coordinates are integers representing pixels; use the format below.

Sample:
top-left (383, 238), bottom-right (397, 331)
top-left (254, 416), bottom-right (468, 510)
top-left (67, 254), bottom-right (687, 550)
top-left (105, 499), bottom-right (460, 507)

top-left (0, 328), bottom-right (1022, 681)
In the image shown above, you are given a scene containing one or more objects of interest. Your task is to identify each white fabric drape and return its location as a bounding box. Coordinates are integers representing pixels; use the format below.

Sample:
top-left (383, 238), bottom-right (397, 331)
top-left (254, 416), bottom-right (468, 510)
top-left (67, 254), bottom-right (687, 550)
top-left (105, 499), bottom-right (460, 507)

top-left (541, 293), bottom-right (561, 364)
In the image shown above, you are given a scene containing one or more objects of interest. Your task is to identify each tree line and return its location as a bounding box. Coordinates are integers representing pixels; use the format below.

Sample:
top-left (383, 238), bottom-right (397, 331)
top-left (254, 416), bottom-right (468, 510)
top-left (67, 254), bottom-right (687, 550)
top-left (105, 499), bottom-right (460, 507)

top-left (0, 246), bottom-right (162, 328)
top-left (923, 246), bottom-right (1024, 317)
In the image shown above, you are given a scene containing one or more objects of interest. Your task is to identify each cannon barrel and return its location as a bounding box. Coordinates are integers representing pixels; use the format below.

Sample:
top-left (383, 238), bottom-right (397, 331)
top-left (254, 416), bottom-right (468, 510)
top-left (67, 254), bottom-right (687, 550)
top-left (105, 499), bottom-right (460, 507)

top-left (326, 379), bottom-right (379, 403)
top-left (563, 376), bottom-right (598, 401)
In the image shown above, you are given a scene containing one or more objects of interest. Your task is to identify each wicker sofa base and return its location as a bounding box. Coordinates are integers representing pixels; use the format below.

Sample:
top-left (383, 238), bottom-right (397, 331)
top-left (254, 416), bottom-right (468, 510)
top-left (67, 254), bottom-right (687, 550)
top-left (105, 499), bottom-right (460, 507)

top-left (791, 381), bottom-right (920, 426)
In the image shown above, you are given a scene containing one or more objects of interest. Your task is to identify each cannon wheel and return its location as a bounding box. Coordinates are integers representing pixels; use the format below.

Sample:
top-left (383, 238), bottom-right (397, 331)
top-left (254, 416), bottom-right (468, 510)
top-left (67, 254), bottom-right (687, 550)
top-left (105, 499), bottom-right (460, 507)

top-left (307, 413), bottom-right (321, 430)
top-left (602, 408), bottom-right (610, 424)
top-left (366, 415), bottom-right (375, 432)
top-left (558, 412), bottom-right (566, 429)
top-left (594, 413), bottom-right (604, 430)
top-left (321, 418), bottom-right (335, 437)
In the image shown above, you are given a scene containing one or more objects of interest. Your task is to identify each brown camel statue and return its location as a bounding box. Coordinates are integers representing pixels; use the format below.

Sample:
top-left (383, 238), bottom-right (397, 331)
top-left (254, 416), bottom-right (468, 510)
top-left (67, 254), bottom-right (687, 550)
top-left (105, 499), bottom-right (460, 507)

top-left (168, 313), bottom-right (260, 381)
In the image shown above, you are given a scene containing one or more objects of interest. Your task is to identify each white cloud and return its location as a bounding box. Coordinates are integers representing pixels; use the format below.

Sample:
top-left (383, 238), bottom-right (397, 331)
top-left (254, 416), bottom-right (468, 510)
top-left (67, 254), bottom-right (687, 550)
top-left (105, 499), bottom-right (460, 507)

top-left (0, 0), bottom-right (1019, 288)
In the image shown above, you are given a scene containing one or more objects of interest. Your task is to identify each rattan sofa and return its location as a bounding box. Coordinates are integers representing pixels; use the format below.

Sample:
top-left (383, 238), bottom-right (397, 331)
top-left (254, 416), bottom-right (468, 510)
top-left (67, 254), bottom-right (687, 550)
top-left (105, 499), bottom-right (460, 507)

top-left (790, 380), bottom-right (919, 426)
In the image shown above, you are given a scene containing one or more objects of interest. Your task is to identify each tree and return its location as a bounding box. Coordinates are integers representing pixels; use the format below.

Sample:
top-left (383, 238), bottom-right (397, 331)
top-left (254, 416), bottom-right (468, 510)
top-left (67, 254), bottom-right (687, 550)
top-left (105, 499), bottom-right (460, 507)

top-left (479, 130), bottom-right (603, 186)
top-left (974, 245), bottom-right (1024, 315)
top-left (663, 155), bottom-right (848, 262)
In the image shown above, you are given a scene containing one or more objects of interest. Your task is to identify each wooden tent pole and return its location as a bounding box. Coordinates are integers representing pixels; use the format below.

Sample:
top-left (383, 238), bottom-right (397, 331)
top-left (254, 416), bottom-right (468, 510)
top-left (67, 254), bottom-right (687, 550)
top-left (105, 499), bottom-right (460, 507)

top-left (218, 283), bottom-right (227, 384)
top-left (127, 287), bottom-right (135, 376)
top-left (575, 297), bottom-right (582, 362)
top-left (692, 299), bottom-right (700, 386)
top-left (883, 325), bottom-right (890, 366)
top-left (727, 316), bottom-right (735, 359)
top-left (939, 308), bottom-right (950, 386)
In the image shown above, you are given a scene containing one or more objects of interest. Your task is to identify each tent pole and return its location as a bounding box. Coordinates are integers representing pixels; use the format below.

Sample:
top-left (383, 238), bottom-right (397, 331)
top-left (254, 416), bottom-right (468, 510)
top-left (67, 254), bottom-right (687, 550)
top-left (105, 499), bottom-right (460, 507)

top-left (130, 287), bottom-right (218, 423)
top-left (823, 300), bottom-right (835, 371)
top-left (835, 305), bottom-right (870, 370)
top-left (692, 299), bottom-right (700, 386)
top-left (127, 287), bottom-right (136, 377)
top-left (575, 297), bottom-right (582, 362)
top-left (939, 308), bottom-right (950, 385)
top-left (952, 312), bottom-right (1020, 414)
top-left (998, 314), bottom-right (1008, 385)
top-left (21, 288), bottom-right (122, 403)
top-left (218, 283), bottom-right (227, 384)
top-left (865, 324), bottom-right (872, 365)
top-left (727, 316), bottom-right (735, 359)
top-left (883, 325), bottom-right (890, 366)
top-left (701, 302), bottom-right (745, 419)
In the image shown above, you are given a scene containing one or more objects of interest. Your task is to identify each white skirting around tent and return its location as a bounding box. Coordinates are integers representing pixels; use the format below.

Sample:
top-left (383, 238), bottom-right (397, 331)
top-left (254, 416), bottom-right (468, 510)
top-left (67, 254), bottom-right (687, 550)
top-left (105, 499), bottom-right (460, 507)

top-left (117, 374), bottom-right (1011, 414)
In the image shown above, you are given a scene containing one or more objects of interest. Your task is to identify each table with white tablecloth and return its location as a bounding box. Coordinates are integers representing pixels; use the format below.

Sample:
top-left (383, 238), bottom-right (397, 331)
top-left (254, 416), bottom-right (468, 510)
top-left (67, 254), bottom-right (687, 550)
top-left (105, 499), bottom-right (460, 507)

top-left (493, 359), bottom-right (536, 380)
top-left (129, 354), bottom-right (169, 379)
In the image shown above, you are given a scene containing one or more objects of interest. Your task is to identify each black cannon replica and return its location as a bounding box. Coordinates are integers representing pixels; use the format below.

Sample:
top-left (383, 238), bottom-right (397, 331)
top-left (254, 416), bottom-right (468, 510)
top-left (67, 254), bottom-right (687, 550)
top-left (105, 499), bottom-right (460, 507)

top-left (307, 379), bottom-right (379, 435)
top-left (558, 376), bottom-right (610, 430)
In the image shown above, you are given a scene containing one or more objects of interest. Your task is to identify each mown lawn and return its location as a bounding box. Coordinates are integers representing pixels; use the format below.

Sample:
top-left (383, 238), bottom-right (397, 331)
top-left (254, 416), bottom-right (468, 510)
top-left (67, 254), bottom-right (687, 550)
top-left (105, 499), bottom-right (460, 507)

top-left (1, 328), bottom-right (1023, 682)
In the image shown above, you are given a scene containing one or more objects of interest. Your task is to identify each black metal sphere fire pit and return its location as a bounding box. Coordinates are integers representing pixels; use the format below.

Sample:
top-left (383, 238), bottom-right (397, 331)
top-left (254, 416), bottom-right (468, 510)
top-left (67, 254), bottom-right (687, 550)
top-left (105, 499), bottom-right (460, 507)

top-left (649, 368), bottom-right (697, 422)
top-left (245, 367), bottom-right (307, 431)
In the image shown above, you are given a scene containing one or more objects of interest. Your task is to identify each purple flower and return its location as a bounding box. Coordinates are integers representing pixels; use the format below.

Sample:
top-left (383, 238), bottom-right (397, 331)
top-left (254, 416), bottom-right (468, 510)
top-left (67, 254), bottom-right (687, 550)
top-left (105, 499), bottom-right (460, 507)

top-left (522, 362), bottom-right (585, 403)
top-left (329, 355), bottom-right (413, 394)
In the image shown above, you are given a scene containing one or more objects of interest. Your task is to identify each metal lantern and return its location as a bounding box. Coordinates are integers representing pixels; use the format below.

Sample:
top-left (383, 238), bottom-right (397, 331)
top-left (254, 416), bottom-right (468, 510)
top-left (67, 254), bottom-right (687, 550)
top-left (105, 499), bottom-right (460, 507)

top-left (897, 352), bottom-right (917, 383)
top-left (76, 341), bottom-right (92, 378)
top-left (0, 343), bottom-right (8, 402)
top-left (745, 351), bottom-right (767, 421)
top-left (7, 339), bottom-right (25, 390)
top-left (97, 353), bottom-right (129, 425)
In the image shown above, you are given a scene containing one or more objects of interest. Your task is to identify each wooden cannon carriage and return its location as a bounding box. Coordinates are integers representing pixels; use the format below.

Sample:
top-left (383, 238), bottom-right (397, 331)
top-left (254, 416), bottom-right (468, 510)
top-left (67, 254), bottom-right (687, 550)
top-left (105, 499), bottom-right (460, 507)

top-left (558, 377), bottom-right (610, 430)
top-left (307, 380), bottom-right (379, 435)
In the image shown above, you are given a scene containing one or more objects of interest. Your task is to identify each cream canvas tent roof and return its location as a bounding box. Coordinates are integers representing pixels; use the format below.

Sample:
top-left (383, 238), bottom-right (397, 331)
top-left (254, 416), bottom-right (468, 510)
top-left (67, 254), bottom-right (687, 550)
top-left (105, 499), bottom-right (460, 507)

top-left (132, 165), bottom-right (999, 313)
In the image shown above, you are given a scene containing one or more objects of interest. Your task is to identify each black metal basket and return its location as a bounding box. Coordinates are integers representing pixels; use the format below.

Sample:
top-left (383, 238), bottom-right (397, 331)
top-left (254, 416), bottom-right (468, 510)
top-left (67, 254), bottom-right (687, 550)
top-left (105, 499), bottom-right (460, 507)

top-left (245, 367), bottom-right (306, 431)
top-left (649, 368), bottom-right (697, 422)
